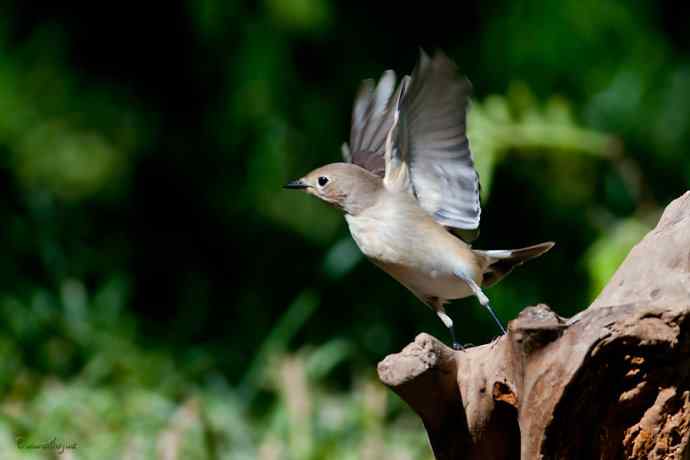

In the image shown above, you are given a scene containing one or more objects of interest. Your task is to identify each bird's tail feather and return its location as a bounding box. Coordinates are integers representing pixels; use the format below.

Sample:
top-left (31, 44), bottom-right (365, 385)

top-left (475, 242), bottom-right (554, 288)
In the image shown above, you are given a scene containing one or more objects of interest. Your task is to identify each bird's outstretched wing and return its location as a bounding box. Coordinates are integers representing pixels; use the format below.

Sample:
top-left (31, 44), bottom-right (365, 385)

top-left (393, 51), bottom-right (481, 231)
top-left (343, 70), bottom-right (400, 178)
top-left (344, 51), bottom-right (480, 234)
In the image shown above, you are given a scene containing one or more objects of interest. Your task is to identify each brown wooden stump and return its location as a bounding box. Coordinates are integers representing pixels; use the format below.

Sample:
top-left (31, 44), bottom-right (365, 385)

top-left (378, 192), bottom-right (690, 460)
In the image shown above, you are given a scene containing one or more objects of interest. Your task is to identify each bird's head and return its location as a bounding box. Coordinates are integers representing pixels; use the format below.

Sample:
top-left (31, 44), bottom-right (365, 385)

top-left (284, 162), bottom-right (381, 214)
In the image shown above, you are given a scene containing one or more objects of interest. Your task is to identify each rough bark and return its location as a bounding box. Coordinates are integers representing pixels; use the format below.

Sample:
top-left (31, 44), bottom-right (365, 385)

top-left (378, 191), bottom-right (690, 460)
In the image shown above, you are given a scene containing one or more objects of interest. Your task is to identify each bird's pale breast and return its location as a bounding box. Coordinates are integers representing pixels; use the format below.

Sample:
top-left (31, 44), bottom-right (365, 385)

top-left (344, 192), bottom-right (480, 301)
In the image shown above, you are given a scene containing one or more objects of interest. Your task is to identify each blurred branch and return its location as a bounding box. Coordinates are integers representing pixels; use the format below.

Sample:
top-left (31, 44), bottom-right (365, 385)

top-left (156, 399), bottom-right (200, 460)
top-left (240, 289), bottom-right (319, 400)
top-left (469, 84), bottom-right (615, 197)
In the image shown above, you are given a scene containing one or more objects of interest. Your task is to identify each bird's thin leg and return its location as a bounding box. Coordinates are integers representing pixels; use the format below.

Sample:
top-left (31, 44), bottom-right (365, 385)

top-left (436, 309), bottom-right (464, 350)
top-left (472, 283), bottom-right (506, 334)
top-left (483, 300), bottom-right (507, 335)
top-left (456, 271), bottom-right (507, 335)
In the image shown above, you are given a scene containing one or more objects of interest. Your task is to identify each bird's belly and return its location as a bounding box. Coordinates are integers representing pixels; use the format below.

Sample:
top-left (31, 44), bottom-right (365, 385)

top-left (344, 211), bottom-right (478, 301)
top-left (378, 263), bottom-right (474, 301)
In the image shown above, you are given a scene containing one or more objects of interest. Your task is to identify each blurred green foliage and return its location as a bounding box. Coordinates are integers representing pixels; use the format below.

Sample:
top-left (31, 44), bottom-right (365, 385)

top-left (0, 0), bottom-right (688, 458)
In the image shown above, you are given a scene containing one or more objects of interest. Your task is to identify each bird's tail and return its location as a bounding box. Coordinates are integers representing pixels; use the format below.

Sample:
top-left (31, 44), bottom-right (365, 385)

top-left (475, 242), bottom-right (555, 288)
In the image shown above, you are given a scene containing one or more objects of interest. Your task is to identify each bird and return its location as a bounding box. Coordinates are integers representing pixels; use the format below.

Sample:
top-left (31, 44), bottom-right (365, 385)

top-left (284, 50), bottom-right (554, 349)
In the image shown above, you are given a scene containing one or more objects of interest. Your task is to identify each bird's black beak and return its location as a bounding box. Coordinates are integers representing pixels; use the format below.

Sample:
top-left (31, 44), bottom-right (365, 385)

top-left (283, 179), bottom-right (308, 190)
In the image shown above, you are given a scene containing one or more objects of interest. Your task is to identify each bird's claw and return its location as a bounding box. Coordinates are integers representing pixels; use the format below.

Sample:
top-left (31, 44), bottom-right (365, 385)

top-left (453, 341), bottom-right (474, 351)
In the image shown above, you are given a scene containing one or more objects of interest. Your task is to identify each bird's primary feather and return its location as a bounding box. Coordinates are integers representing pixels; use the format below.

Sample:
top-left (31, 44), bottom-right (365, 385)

top-left (395, 51), bottom-right (480, 231)
top-left (346, 71), bottom-right (398, 177)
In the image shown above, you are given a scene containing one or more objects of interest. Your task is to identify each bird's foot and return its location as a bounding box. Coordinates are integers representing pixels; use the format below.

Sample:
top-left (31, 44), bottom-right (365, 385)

top-left (452, 341), bottom-right (475, 351)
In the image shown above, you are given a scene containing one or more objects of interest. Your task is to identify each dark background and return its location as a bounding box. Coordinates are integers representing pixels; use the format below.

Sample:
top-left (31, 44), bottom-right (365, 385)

top-left (0, 1), bottom-right (688, 458)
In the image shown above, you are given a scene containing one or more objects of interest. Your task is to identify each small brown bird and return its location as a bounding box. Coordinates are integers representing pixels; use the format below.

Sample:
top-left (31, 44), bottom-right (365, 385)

top-left (285, 51), bottom-right (553, 349)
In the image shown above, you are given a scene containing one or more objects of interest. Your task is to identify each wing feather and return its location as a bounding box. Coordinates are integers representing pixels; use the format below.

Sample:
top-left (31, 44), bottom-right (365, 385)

top-left (344, 51), bottom-right (481, 237)
top-left (345, 70), bottom-right (400, 177)
top-left (396, 51), bottom-right (481, 231)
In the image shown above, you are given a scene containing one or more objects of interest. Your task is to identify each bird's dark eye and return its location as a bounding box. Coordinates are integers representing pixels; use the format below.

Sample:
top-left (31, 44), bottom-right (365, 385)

top-left (318, 176), bottom-right (329, 187)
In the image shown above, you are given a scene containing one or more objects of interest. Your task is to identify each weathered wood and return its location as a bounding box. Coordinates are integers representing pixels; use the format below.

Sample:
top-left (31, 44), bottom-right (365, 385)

top-left (378, 191), bottom-right (690, 459)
